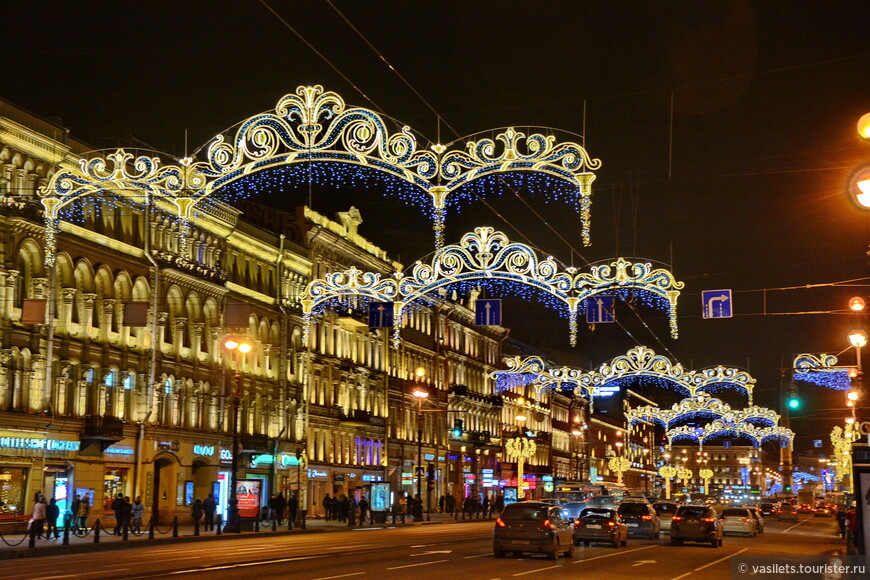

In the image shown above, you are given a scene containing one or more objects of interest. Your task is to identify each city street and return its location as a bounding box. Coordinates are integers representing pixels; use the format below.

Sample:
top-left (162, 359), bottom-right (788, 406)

top-left (0, 514), bottom-right (844, 580)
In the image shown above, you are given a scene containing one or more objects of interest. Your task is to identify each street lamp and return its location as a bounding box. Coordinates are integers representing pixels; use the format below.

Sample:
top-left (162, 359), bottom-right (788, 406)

top-left (412, 367), bottom-right (428, 521)
top-left (223, 336), bottom-right (253, 533)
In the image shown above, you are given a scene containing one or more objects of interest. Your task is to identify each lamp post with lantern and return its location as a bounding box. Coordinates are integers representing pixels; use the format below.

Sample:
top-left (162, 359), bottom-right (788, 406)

top-left (222, 336), bottom-right (253, 533)
top-left (412, 367), bottom-right (428, 520)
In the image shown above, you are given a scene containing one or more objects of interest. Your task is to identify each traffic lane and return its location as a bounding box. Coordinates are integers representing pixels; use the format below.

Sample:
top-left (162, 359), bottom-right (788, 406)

top-left (2, 523), bottom-right (495, 580)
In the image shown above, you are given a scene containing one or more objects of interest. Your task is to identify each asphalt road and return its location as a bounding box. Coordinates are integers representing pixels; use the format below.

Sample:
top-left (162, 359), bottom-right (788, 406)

top-left (1, 515), bottom-right (844, 580)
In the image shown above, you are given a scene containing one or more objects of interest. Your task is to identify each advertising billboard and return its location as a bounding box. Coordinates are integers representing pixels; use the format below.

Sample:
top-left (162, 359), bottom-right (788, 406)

top-left (235, 479), bottom-right (262, 518)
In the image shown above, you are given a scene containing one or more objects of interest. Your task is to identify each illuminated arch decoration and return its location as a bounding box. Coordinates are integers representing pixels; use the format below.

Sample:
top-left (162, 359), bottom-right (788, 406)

top-left (491, 356), bottom-right (604, 402)
top-left (626, 392), bottom-right (779, 429)
top-left (792, 353), bottom-right (852, 391)
top-left (301, 227), bottom-right (683, 346)
top-left (666, 419), bottom-right (794, 449)
top-left (592, 346), bottom-right (755, 401)
top-left (40, 85), bottom-right (602, 254)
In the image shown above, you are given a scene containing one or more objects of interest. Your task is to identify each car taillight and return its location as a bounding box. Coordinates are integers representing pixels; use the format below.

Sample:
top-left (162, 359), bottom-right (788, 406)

top-left (641, 515), bottom-right (653, 520)
top-left (702, 517), bottom-right (716, 522)
top-left (574, 519), bottom-right (581, 527)
top-left (495, 517), bottom-right (506, 527)
top-left (607, 521), bottom-right (617, 528)
top-left (743, 518), bottom-right (751, 522)
top-left (539, 519), bottom-right (556, 531)
top-left (672, 516), bottom-right (683, 522)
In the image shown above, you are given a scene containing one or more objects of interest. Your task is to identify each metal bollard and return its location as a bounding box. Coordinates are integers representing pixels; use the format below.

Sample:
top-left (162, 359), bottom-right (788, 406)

top-left (216, 515), bottom-right (222, 535)
top-left (254, 518), bottom-right (259, 532)
top-left (62, 524), bottom-right (69, 546)
top-left (194, 517), bottom-right (200, 537)
top-left (172, 516), bottom-right (178, 538)
top-left (148, 518), bottom-right (154, 540)
top-left (122, 520), bottom-right (129, 541)
top-left (272, 518), bottom-right (277, 532)
top-left (28, 526), bottom-right (36, 549)
top-left (94, 520), bottom-right (101, 544)
top-left (288, 515), bottom-right (294, 530)
top-left (300, 509), bottom-right (306, 530)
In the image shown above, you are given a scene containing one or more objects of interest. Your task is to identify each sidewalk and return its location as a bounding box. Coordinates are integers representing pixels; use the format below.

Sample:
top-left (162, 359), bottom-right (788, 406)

top-left (0, 512), bottom-right (489, 560)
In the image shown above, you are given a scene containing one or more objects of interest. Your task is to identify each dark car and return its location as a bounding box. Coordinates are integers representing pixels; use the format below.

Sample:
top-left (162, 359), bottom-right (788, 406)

top-left (573, 507), bottom-right (628, 548)
top-left (617, 500), bottom-right (660, 539)
top-left (670, 505), bottom-right (723, 547)
top-left (759, 502), bottom-right (776, 517)
top-left (493, 501), bottom-right (574, 559)
top-left (776, 504), bottom-right (798, 522)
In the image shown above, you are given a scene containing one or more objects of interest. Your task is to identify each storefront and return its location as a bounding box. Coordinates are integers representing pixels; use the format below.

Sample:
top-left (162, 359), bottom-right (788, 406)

top-left (0, 430), bottom-right (79, 529)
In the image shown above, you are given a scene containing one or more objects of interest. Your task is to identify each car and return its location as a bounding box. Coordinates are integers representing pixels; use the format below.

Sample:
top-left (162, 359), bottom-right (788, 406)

top-left (652, 501), bottom-right (679, 532)
top-left (814, 506), bottom-right (833, 518)
top-left (561, 502), bottom-right (586, 522)
top-left (758, 502), bottom-right (776, 517)
top-left (493, 501), bottom-right (574, 559)
top-left (617, 500), bottom-right (660, 539)
top-left (573, 507), bottom-right (628, 548)
top-left (720, 507), bottom-right (757, 536)
top-left (775, 504), bottom-right (798, 522)
top-left (746, 506), bottom-right (764, 533)
top-left (797, 503), bottom-right (814, 514)
top-left (670, 505), bottom-right (723, 547)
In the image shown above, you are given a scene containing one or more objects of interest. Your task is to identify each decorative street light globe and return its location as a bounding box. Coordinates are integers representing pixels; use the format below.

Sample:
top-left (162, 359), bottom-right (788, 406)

top-left (850, 297), bottom-right (866, 311)
top-left (849, 329), bottom-right (868, 348)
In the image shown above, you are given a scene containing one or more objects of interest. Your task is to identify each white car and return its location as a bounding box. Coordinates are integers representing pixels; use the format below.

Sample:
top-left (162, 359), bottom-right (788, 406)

top-left (719, 507), bottom-right (757, 536)
top-left (653, 501), bottom-right (679, 532)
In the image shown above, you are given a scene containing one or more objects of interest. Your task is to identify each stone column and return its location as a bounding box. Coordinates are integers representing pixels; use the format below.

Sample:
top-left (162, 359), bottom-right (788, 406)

top-left (60, 288), bottom-right (76, 333)
top-left (101, 299), bottom-right (116, 342)
top-left (173, 317), bottom-right (188, 356)
top-left (192, 323), bottom-right (205, 361)
top-left (156, 312), bottom-right (168, 354)
top-left (82, 293), bottom-right (97, 338)
top-left (31, 277), bottom-right (49, 299)
top-left (4, 271), bottom-right (19, 319)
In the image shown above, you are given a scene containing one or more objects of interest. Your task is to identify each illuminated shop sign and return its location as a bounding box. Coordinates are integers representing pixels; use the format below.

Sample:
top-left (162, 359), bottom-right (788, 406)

top-left (105, 448), bottom-right (134, 455)
top-left (157, 441), bottom-right (179, 453)
top-left (193, 444), bottom-right (215, 456)
top-left (219, 449), bottom-right (233, 461)
top-left (307, 469), bottom-right (328, 478)
top-left (0, 437), bottom-right (79, 451)
top-left (424, 453), bottom-right (435, 461)
top-left (362, 474), bottom-right (383, 482)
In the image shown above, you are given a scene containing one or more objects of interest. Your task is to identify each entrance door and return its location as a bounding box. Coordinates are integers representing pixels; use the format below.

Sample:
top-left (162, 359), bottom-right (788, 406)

top-left (152, 457), bottom-right (175, 525)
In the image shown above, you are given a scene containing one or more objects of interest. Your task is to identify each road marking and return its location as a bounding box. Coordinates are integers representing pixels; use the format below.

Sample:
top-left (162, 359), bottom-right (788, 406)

top-left (150, 555), bottom-right (322, 576)
top-left (311, 573), bottom-right (366, 580)
top-left (513, 564), bottom-right (561, 576)
top-left (573, 544), bottom-right (656, 563)
top-left (463, 553), bottom-right (490, 559)
top-left (411, 550), bottom-right (452, 556)
top-left (385, 559), bottom-right (449, 570)
top-left (666, 547), bottom-right (748, 580)
top-left (783, 518), bottom-right (812, 533)
top-left (328, 544), bottom-right (372, 549)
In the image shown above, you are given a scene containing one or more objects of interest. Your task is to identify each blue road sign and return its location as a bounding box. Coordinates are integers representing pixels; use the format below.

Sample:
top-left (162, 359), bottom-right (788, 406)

top-left (723, 441), bottom-right (732, 449)
top-left (814, 439), bottom-right (823, 448)
top-left (475, 299), bottom-right (502, 326)
top-left (702, 289), bottom-right (733, 319)
top-left (585, 295), bottom-right (615, 324)
top-left (368, 302), bottom-right (394, 328)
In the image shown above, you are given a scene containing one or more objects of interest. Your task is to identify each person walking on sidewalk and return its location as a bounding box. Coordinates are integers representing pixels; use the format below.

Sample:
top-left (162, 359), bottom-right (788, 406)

top-left (111, 493), bottom-right (125, 535)
top-left (288, 493), bottom-right (299, 528)
top-left (77, 496), bottom-right (90, 532)
top-left (191, 498), bottom-right (203, 528)
top-left (31, 496), bottom-right (47, 539)
top-left (322, 493), bottom-right (332, 521)
top-left (131, 496), bottom-right (145, 533)
top-left (202, 493), bottom-right (216, 531)
top-left (46, 497), bottom-right (60, 539)
top-left (121, 497), bottom-right (133, 533)
top-left (357, 496), bottom-right (369, 525)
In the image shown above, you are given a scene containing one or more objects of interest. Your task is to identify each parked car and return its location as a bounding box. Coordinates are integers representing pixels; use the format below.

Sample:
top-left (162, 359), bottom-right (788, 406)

top-left (775, 504), bottom-right (798, 522)
top-left (758, 502), bottom-right (776, 517)
top-left (746, 506), bottom-right (764, 533)
top-left (670, 505), bottom-right (724, 547)
top-left (653, 501), bottom-right (679, 532)
top-left (617, 500), bottom-right (660, 539)
top-left (493, 501), bottom-right (574, 559)
top-left (573, 507), bottom-right (628, 548)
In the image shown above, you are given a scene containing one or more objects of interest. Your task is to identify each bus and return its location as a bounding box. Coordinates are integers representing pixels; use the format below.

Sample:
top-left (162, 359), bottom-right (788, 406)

top-left (547, 481), bottom-right (629, 519)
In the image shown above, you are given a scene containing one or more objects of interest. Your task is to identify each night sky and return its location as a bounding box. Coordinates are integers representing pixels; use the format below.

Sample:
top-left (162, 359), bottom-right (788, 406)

top-left (4, 1), bottom-right (870, 452)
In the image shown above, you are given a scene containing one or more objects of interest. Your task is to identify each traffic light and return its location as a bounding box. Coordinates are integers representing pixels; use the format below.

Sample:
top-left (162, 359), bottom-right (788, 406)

top-left (451, 419), bottom-right (463, 438)
top-left (787, 389), bottom-right (801, 410)
top-left (426, 463), bottom-right (435, 490)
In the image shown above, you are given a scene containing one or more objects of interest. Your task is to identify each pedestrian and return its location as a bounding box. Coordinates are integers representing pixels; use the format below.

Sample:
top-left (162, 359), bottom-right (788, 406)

top-left (322, 493), bottom-right (332, 521)
top-left (122, 496), bottom-right (133, 533)
top-left (275, 492), bottom-right (286, 524)
top-left (46, 497), bottom-right (60, 539)
top-left (438, 494), bottom-right (445, 513)
top-left (446, 493), bottom-right (455, 515)
top-left (31, 495), bottom-right (47, 539)
top-left (398, 494), bottom-right (407, 521)
top-left (482, 495), bottom-right (491, 518)
top-left (131, 496), bottom-right (145, 533)
top-left (69, 495), bottom-right (80, 531)
top-left (77, 496), bottom-right (90, 531)
top-left (358, 496), bottom-right (369, 525)
top-left (191, 498), bottom-right (203, 528)
top-left (338, 494), bottom-right (349, 523)
top-left (288, 493), bottom-right (299, 528)
top-left (202, 493), bottom-right (216, 531)
top-left (111, 493), bottom-right (125, 535)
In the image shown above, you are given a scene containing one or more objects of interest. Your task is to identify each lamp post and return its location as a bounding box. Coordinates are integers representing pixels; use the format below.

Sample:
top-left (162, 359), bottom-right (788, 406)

top-left (223, 336), bottom-right (253, 533)
top-left (412, 367), bottom-right (428, 521)
top-left (849, 329), bottom-right (866, 421)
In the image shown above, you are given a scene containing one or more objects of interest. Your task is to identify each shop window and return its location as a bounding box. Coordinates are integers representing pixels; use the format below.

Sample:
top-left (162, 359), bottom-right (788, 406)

top-left (103, 468), bottom-right (128, 510)
top-left (0, 467), bottom-right (28, 515)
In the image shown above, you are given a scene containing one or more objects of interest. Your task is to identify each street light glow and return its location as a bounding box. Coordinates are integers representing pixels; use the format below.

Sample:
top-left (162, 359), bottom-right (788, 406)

top-left (847, 390), bottom-right (860, 401)
top-left (850, 297), bottom-right (866, 311)
top-left (849, 329), bottom-right (868, 348)
top-left (412, 388), bottom-right (429, 399)
top-left (858, 112), bottom-right (870, 140)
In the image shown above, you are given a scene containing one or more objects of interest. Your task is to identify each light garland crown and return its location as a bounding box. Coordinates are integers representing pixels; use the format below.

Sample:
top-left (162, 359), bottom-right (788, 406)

top-left (792, 353), bottom-right (852, 391)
